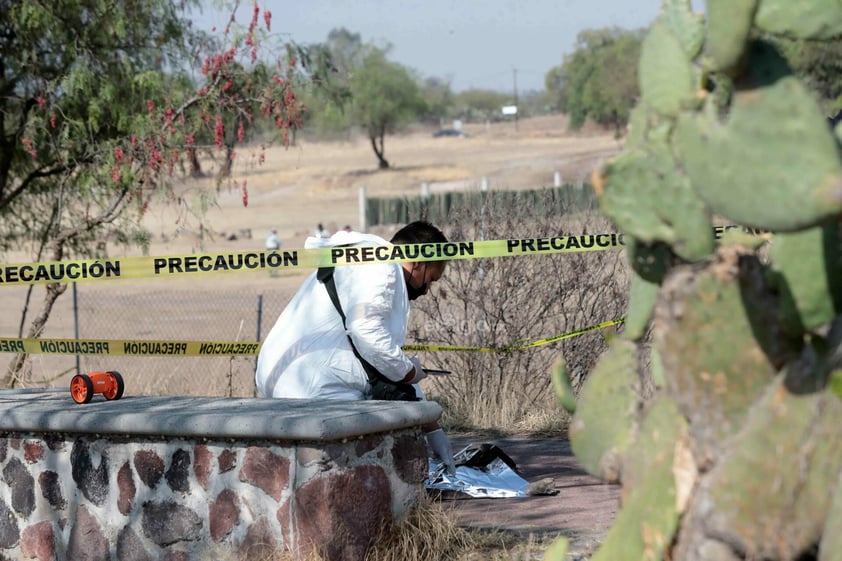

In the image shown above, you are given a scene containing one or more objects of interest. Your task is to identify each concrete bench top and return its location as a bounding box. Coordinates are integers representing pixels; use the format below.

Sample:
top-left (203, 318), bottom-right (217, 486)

top-left (0, 393), bottom-right (442, 441)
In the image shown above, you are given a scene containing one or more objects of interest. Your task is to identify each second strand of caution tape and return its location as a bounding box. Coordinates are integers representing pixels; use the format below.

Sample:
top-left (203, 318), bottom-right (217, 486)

top-left (0, 319), bottom-right (624, 357)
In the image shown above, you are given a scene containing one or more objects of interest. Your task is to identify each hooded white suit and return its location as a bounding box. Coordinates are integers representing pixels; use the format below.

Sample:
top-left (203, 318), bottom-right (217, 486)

top-left (255, 231), bottom-right (415, 400)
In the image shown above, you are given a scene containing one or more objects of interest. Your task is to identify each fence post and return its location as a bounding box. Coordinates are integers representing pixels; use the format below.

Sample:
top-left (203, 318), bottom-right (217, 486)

top-left (254, 294), bottom-right (263, 396)
top-left (554, 171), bottom-right (562, 187)
top-left (358, 186), bottom-right (367, 232)
top-left (73, 282), bottom-right (80, 377)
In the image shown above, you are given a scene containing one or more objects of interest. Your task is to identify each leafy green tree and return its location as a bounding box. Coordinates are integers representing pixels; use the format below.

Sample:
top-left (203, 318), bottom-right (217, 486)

top-left (453, 89), bottom-right (512, 122)
top-left (0, 1), bottom-right (302, 387)
top-left (546, 27), bottom-right (644, 133)
top-left (290, 29), bottom-right (361, 139)
top-left (347, 48), bottom-right (425, 168)
top-left (419, 76), bottom-right (455, 126)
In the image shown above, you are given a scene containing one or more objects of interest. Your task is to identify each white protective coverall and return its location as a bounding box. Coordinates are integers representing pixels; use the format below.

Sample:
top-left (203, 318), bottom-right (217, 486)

top-left (255, 230), bottom-right (415, 400)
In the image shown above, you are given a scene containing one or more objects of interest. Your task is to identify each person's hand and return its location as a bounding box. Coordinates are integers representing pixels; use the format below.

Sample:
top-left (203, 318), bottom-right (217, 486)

top-left (408, 356), bottom-right (428, 384)
top-left (426, 428), bottom-right (456, 475)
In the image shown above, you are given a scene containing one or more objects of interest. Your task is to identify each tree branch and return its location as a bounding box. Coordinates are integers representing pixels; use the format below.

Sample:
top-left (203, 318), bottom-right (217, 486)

top-left (0, 163), bottom-right (72, 211)
top-left (53, 184), bottom-right (130, 247)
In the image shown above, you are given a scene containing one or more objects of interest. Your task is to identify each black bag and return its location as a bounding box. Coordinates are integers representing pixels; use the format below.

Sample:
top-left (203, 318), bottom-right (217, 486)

top-left (318, 266), bottom-right (420, 402)
top-left (457, 443), bottom-right (519, 473)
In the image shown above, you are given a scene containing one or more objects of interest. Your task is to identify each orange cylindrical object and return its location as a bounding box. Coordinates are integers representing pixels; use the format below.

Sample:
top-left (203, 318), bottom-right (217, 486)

top-left (87, 371), bottom-right (118, 396)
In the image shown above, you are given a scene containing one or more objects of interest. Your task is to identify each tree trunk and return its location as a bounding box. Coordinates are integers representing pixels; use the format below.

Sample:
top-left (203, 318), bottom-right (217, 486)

top-left (370, 127), bottom-right (389, 169)
top-left (3, 282), bottom-right (68, 389)
top-left (220, 141), bottom-right (235, 178)
top-left (188, 148), bottom-right (203, 178)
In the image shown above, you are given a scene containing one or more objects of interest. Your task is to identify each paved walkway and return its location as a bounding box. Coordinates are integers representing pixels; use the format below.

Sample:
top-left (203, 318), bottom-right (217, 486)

top-left (442, 434), bottom-right (620, 558)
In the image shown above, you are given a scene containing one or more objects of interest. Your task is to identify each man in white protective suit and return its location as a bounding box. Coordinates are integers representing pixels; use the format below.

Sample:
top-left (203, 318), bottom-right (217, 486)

top-left (255, 221), bottom-right (457, 474)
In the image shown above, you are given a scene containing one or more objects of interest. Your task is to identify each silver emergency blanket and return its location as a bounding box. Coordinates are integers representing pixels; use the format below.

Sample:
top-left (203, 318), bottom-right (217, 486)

top-left (425, 444), bottom-right (529, 498)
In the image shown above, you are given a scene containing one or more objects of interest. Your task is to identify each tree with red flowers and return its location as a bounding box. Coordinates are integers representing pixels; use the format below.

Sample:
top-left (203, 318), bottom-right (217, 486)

top-left (0, 1), bottom-right (304, 387)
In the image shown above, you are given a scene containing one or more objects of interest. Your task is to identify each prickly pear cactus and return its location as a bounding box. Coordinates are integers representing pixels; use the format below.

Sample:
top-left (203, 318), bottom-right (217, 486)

top-left (557, 1), bottom-right (842, 560)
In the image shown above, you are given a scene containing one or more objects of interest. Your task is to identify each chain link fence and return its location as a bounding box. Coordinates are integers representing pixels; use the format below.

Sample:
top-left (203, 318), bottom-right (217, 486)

top-left (2, 280), bottom-right (292, 397)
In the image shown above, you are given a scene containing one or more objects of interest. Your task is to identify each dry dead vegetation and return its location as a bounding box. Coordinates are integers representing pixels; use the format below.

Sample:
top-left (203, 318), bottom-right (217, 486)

top-left (239, 498), bottom-right (564, 561)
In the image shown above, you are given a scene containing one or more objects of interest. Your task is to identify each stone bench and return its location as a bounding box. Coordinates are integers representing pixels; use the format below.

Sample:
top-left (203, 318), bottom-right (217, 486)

top-left (0, 392), bottom-right (442, 561)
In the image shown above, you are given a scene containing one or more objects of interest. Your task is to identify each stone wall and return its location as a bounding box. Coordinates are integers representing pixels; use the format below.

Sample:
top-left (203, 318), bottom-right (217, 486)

top-left (0, 428), bottom-right (429, 561)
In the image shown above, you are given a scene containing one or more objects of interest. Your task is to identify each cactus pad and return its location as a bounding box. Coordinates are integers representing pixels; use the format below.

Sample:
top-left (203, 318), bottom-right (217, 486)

top-left (658, 0), bottom-right (705, 59)
top-left (675, 74), bottom-right (842, 231)
top-left (755, 0), bottom-right (842, 40)
top-left (654, 252), bottom-right (789, 466)
top-left (592, 396), bottom-right (686, 561)
top-left (624, 271), bottom-right (660, 341)
top-left (768, 223), bottom-right (842, 335)
top-left (705, 0), bottom-right (757, 74)
top-left (819, 470), bottom-right (842, 560)
top-left (550, 357), bottom-right (577, 414)
top-left (639, 21), bottom-right (697, 118)
top-left (569, 339), bottom-right (638, 482)
top-left (600, 144), bottom-right (713, 262)
top-left (680, 376), bottom-right (842, 560)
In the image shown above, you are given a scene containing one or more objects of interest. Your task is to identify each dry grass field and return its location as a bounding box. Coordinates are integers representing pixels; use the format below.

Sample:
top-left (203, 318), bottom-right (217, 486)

top-left (0, 114), bottom-right (624, 396)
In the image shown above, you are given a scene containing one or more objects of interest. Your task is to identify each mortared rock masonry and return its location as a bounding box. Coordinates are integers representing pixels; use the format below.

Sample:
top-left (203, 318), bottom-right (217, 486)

top-left (0, 429), bottom-right (429, 561)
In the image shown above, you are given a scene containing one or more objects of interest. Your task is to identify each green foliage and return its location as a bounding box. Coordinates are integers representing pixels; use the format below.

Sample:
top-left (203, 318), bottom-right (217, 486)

top-left (543, 536), bottom-right (569, 561)
top-left (545, 27), bottom-right (644, 132)
top-left (0, 1), bottom-right (303, 386)
top-left (348, 48), bottom-right (426, 168)
top-left (560, 0), bottom-right (842, 558)
top-left (418, 76), bottom-right (455, 125)
top-left (290, 28), bottom-right (359, 137)
top-left (451, 89), bottom-right (512, 122)
top-left (294, 28), bottom-right (425, 164)
top-left (1, 0), bottom-right (193, 252)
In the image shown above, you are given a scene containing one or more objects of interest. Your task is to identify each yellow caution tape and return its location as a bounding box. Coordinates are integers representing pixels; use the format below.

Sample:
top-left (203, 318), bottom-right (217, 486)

top-left (0, 225), bottom-right (767, 287)
top-left (0, 338), bottom-right (260, 356)
top-left (0, 319), bottom-right (624, 357)
top-left (402, 318), bottom-right (625, 353)
top-left (0, 234), bottom-right (628, 287)
top-left (515, 318), bottom-right (625, 349)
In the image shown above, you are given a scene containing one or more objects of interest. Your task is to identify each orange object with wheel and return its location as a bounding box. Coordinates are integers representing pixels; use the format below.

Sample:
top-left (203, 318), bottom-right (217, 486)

top-left (70, 371), bottom-right (125, 404)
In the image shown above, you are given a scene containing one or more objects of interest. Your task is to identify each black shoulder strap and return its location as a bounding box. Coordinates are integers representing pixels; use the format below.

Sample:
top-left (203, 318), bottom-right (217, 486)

top-left (317, 266), bottom-right (383, 383)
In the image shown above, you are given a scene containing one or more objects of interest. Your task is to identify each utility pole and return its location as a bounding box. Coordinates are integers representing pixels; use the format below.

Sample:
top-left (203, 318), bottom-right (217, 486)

top-left (512, 67), bottom-right (519, 132)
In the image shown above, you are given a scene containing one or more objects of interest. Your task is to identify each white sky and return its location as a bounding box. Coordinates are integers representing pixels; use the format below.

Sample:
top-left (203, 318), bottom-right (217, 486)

top-left (194, 0), bottom-right (705, 93)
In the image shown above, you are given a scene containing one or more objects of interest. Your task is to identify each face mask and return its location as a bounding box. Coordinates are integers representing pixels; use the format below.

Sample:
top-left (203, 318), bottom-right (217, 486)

top-left (406, 280), bottom-right (428, 301)
top-left (404, 263), bottom-right (428, 301)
